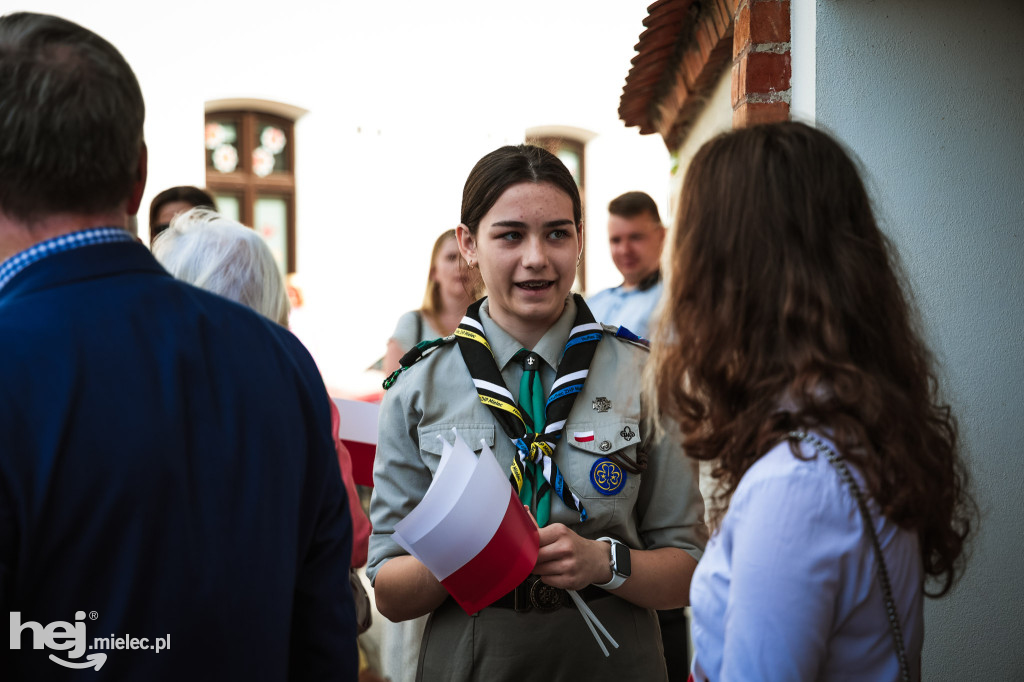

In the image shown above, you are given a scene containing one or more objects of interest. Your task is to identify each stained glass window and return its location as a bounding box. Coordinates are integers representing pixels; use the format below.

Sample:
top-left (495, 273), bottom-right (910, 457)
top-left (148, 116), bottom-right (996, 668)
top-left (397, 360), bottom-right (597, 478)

top-left (253, 121), bottom-right (289, 176)
top-left (204, 110), bottom-right (296, 273)
top-left (212, 193), bottom-right (241, 223)
top-left (206, 120), bottom-right (240, 173)
top-left (254, 195), bottom-right (289, 274)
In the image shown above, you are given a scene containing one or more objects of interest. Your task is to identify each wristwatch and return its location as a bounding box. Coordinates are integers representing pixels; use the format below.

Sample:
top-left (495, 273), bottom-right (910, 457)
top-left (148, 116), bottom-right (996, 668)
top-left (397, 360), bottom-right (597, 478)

top-left (594, 536), bottom-right (631, 590)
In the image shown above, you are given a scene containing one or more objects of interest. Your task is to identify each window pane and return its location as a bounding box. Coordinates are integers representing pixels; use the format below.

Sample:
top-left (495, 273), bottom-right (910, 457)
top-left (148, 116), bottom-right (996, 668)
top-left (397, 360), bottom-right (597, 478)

top-left (253, 119), bottom-right (289, 176)
top-left (254, 195), bottom-right (288, 273)
top-left (557, 149), bottom-right (581, 186)
top-left (213, 193), bottom-right (241, 223)
top-left (206, 119), bottom-right (240, 173)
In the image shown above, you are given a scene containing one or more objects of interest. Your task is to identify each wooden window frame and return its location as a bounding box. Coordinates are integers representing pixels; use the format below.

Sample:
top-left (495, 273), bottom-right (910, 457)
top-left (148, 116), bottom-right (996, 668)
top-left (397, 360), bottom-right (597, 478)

top-left (205, 110), bottom-right (297, 273)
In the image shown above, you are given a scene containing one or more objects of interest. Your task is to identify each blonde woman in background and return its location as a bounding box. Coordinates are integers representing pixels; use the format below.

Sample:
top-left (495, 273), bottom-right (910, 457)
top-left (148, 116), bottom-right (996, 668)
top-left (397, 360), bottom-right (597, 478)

top-left (382, 229), bottom-right (482, 376)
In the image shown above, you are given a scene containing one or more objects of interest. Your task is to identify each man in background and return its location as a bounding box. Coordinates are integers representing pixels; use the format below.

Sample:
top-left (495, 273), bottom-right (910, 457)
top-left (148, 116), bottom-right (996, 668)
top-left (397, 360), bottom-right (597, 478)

top-left (0, 12), bottom-right (356, 679)
top-left (587, 191), bottom-right (666, 339)
top-left (588, 191), bottom-right (691, 679)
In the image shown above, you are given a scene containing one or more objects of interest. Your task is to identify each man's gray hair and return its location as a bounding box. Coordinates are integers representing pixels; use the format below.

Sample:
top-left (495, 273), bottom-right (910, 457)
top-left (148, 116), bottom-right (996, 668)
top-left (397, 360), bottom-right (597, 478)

top-left (153, 208), bottom-right (290, 327)
top-left (0, 12), bottom-right (145, 222)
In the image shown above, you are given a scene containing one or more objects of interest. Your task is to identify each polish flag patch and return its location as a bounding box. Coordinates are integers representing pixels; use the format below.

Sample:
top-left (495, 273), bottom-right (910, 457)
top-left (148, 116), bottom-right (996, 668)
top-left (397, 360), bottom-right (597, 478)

top-left (573, 431), bottom-right (595, 443)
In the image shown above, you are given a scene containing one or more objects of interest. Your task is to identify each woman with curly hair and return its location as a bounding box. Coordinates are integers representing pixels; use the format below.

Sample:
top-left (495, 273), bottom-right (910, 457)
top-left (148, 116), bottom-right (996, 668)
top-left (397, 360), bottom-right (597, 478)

top-left (649, 122), bottom-right (974, 681)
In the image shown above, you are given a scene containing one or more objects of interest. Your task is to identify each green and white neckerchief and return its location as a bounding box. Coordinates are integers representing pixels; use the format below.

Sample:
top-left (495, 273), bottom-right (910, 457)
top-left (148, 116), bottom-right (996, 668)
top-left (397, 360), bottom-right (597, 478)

top-left (455, 294), bottom-right (603, 524)
top-left (512, 347), bottom-right (549, 522)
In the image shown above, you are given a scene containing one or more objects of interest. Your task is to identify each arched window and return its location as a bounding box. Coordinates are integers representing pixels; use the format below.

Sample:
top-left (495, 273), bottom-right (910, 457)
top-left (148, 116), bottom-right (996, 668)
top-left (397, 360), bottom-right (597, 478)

top-left (526, 129), bottom-right (590, 290)
top-left (205, 107), bottom-right (298, 273)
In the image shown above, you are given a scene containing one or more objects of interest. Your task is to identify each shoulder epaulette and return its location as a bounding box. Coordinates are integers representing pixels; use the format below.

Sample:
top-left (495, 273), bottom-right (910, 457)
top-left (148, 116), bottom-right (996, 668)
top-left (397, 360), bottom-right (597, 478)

top-left (612, 325), bottom-right (650, 350)
top-left (382, 335), bottom-right (456, 390)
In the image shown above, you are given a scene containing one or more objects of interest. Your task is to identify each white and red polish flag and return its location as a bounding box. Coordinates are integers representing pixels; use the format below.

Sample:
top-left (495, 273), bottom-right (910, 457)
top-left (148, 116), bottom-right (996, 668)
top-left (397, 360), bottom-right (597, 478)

top-left (393, 429), bottom-right (539, 615)
top-left (333, 398), bottom-right (378, 486)
top-left (573, 430), bottom-right (595, 443)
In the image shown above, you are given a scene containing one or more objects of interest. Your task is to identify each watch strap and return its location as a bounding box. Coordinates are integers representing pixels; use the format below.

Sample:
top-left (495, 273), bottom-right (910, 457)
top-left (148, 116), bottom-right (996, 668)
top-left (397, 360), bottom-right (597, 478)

top-left (594, 536), bottom-right (627, 590)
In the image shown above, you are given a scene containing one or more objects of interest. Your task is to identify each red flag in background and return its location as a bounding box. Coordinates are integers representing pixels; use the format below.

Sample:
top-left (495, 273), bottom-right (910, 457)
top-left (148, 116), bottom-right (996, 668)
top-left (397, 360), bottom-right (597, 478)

top-left (393, 429), bottom-right (539, 615)
top-left (334, 398), bottom-right (378, 486)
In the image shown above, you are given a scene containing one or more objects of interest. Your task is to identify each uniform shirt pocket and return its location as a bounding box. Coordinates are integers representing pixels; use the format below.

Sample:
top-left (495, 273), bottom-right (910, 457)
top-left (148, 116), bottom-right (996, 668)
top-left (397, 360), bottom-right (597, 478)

top-left (560, 419), bottom-right (643, 500)
top-left (417, 423), bottom-right (496, 475)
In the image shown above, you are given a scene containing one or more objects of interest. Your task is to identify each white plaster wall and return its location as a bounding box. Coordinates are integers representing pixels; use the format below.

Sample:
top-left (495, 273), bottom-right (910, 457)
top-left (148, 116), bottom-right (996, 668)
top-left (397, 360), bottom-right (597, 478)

top-left (12, 1), bottom-right (669, 394)
top-left (789, 0), bottom-right (815, 124)
top-left (668, 67), bottom-right (734, 221)
top-left (814, 1), bottom-right (1024, 677)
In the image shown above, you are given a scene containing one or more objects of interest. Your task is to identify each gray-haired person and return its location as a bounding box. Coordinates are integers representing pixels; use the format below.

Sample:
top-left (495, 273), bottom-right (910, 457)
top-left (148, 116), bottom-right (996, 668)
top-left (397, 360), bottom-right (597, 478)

top-left (153, 207), bottom-right (290, 326)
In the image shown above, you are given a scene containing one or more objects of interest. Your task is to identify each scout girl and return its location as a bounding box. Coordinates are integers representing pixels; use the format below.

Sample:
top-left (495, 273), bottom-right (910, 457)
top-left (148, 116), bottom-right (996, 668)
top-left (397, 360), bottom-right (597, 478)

top-left (367, 144), bottom-right (706, 681)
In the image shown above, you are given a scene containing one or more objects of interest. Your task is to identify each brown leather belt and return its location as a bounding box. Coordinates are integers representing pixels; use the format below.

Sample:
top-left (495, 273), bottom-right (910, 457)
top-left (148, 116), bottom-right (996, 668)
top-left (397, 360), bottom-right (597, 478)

top-left (489, 575), bottom-right (613, 613)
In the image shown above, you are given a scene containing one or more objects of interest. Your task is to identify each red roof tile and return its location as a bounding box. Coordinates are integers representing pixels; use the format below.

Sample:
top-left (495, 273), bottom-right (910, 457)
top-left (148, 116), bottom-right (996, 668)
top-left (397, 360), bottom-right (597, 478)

top-left (620, 0), bottom-right (733, 147)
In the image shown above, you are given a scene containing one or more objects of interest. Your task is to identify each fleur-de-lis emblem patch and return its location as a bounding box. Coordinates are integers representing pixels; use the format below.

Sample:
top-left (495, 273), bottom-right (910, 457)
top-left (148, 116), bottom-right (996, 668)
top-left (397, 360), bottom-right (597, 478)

top-left (620, 426), bottom-right (635, 441)
top-left (592, 397), bottom-right (612, 413)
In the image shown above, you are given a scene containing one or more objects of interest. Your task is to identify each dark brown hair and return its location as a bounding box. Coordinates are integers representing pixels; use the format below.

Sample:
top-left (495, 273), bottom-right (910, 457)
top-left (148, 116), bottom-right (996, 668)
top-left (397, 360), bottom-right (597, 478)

top-left (460, 144), bottom-right (582, 236)
top-left (651, 121), bottom-right (973, 596)
top-left (608, 190), bottom-right (661, 224)
top-left (0, 12), bottom-right (145, 222)
top-left (148, 186), bottom-right (216, 244)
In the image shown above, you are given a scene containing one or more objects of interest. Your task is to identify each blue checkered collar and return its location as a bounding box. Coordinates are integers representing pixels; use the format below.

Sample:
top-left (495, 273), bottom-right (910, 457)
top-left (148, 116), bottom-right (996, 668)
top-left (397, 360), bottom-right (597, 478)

top-left (0, 226), bottom-right (134, 294)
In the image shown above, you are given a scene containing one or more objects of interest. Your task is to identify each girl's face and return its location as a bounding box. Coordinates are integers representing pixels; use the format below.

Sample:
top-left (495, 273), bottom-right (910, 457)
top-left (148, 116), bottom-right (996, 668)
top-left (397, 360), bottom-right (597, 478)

top-left (458, 181), bottom-right (580, 341)
top-left (431, 237), bottom-right (468, 301)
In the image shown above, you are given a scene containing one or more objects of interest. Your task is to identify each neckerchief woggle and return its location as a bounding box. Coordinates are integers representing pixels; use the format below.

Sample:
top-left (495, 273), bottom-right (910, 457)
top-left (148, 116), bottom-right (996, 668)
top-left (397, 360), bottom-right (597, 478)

top-left (455, 293), bottom-right (603, 523)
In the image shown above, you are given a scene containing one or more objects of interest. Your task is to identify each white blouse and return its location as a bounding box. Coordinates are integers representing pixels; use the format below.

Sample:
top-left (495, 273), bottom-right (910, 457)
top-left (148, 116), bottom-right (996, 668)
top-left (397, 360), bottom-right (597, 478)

top-left (690, 435), bottom-right (924, 681)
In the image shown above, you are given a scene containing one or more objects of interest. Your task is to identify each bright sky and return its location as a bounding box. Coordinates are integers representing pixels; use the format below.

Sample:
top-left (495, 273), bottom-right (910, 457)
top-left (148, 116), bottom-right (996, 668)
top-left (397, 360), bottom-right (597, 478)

top-left (13, 1), bottom-right (671, 394)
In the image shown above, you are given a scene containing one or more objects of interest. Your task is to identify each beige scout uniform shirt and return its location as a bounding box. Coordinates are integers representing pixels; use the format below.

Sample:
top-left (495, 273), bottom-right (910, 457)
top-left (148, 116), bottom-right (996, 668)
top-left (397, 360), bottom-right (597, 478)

top-left (366, 296), bottom-right (706, 681)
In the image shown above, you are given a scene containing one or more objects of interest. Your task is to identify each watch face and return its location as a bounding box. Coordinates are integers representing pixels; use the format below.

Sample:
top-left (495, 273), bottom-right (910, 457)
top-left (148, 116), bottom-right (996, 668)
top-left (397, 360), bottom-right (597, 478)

top-left (613, 543), bottom-right (631, 577)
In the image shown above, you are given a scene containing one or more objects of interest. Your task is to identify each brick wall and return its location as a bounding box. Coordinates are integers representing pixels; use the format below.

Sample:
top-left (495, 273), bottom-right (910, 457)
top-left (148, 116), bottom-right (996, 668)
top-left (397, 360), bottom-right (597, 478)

top-left (619, 0), bottom-right (793, 145)
top-left (731, 0), bottom-right (792, 127)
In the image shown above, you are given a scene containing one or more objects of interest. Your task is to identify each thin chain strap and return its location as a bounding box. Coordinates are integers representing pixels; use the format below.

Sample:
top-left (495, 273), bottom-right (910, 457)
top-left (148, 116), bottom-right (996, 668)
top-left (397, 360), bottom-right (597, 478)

top-left (789, 431), bottom-right (911, 682)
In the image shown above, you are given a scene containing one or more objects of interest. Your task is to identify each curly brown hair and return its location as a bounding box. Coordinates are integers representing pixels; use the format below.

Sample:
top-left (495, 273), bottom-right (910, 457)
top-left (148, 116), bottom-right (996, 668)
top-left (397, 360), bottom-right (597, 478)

top-left (649, 122), bottom-right (973, 596)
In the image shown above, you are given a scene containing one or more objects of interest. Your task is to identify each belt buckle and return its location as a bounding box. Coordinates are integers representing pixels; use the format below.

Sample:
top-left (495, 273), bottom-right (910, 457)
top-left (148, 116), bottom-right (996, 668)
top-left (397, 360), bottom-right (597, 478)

top-left (528, 576), bottom-right (565, 613)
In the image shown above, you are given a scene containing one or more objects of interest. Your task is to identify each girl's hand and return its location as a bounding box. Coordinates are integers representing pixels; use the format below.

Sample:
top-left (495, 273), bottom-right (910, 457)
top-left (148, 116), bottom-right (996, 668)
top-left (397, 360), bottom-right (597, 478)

top-left (533, 523), bottom-right (612, 591)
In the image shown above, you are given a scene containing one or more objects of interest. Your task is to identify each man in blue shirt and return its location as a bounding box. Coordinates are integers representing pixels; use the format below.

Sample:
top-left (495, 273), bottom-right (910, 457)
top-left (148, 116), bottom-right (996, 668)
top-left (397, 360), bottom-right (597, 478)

top-left (586, 191), bottom-right (666, 340)
top-left (589, 191), bottom-right (694, 679)
top-left (0, 12), bottom-right (357, 679)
